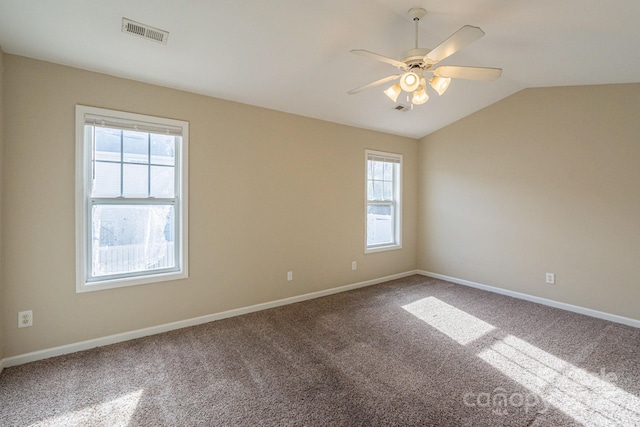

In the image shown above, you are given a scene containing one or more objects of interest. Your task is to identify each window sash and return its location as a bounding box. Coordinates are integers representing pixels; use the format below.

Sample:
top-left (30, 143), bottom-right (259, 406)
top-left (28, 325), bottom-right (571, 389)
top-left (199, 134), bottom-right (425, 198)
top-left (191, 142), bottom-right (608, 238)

top-left (88, 125), bottom-right (179, 199)
top-left (366, 201), bottom-right (397, 248)
top-left (87, 199), bottom-right (179, 282)
top-left (367, 176), bottom-right (396, 203)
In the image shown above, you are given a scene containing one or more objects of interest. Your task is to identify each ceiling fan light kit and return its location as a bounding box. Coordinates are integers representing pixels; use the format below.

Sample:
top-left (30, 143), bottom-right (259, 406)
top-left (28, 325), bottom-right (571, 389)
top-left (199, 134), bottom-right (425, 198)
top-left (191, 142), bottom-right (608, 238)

top-left (429, 76), bottom-right (451, 96)
top-left (412, 85), bottom-right (429, 105)
top-left (400, 71), bottom-right (421, 92)
top-left (348, 7), bottom-right (502, 108)
top-left (384, 83), bottom-right (402, 103)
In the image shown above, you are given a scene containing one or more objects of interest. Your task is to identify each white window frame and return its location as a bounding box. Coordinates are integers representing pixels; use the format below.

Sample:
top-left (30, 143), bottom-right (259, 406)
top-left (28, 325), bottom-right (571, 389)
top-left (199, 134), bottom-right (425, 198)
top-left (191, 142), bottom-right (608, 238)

top-left (365, 149), bottom-right (402, 253)
top-left (75, 105), bottom-right (189, 292)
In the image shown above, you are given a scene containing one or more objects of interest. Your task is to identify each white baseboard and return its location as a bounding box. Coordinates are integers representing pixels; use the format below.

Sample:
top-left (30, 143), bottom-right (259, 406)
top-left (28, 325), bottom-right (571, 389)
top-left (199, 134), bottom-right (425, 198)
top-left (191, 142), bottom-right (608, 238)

top-left (418, 270), bottom-right (640, 329)
top-left (1, 270), bottom-right (418, 369)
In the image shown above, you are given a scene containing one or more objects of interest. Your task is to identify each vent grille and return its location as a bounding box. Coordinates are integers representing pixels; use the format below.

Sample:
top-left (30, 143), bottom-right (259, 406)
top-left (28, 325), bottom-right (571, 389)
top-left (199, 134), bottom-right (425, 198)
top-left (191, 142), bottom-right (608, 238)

top-left (393, 104), bottom-right (410, 112)
top-left (122, 18), bottom-right (169, 44)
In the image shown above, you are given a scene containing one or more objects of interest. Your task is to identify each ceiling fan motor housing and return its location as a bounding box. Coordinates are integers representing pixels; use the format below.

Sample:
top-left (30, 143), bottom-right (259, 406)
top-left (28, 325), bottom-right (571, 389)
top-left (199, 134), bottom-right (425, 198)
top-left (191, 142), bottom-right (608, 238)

top-left (401, 48), bottom-right (432, 69)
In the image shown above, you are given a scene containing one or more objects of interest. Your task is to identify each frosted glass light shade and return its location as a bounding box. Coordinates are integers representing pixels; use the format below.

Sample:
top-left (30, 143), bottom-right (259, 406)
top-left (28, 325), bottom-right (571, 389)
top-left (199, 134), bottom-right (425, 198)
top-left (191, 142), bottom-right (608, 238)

top-left (412, 86), bottom-right (429, 105)
top-left (400, 71), bottom-right (420, 92)
top-left (430, 76), bottom-right (451, 96)
top-left (384, 83), bottom-right (402, 102)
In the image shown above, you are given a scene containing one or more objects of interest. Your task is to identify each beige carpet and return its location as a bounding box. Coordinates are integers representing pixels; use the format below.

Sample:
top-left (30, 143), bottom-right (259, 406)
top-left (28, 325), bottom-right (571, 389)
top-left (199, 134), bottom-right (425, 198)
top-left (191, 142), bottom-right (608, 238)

top-left (1, 275), bottom-right (639, 426)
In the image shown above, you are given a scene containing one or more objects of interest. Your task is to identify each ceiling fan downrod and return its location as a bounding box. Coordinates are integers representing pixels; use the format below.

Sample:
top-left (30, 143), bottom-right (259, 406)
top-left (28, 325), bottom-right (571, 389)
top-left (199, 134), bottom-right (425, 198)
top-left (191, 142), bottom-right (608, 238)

top-left (408, 8), bottom-right (427, 50)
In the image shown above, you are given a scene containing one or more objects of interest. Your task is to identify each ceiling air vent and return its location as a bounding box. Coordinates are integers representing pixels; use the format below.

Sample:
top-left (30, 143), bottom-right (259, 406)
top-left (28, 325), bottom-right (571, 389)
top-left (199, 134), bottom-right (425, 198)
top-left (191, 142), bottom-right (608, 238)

top-left (122, 18), bottom-right (169, 44)
top-left (393, 104), bottom-right (410, 112)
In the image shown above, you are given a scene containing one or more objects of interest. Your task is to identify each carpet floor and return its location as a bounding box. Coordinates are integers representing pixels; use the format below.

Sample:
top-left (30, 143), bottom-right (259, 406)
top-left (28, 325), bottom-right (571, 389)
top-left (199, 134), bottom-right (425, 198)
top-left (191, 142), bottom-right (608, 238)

top-left (1, 275), bottom-right (639, 426)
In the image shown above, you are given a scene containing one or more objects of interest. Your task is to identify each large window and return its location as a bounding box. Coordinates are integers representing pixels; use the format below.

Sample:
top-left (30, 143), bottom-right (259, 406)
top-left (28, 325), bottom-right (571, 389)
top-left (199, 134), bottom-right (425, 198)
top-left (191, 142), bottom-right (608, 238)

top-left (76, 105), bottom-right (188, 292)
top-left (365, 150), bottom-right (402, 252)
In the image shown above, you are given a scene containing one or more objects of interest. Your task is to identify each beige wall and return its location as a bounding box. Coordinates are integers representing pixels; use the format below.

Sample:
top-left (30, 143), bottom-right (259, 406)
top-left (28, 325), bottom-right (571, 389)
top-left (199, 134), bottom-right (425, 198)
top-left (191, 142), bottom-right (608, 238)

top-left (6, 51), bottom-right (636, 361)
top-left (418, 84), bottom-right (640, 320)
top-left (0, 48), bottom-right (4, 362)
top-left (1, 54), bottom-right (417, 358)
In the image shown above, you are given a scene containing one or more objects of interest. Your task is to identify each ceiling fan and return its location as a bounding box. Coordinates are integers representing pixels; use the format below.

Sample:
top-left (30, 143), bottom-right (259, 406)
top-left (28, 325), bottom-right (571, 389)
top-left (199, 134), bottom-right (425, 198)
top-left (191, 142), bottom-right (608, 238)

top-left (348, 8), bottom-right (502, 107)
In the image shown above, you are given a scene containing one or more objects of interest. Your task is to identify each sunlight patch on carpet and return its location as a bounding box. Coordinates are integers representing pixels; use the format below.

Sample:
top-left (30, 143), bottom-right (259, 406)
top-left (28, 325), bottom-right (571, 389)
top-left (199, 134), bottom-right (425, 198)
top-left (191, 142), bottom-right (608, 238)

top-left (402, 296), bottom-right (495, 345)
top-left (479, 335), bottom-right (640, 426)
top-left (28, 389), bottom-right (144, 427)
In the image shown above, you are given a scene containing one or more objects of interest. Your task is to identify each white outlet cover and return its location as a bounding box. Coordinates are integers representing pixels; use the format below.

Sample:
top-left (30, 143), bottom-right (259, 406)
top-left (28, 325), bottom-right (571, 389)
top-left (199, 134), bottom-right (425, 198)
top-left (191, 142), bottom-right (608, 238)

top-left (18, 310), bottom-right (33, 328)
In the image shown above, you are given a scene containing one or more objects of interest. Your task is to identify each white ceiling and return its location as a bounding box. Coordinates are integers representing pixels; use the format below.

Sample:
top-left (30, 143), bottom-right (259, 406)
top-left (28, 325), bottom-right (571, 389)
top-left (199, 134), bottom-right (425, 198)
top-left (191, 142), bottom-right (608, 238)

top-left (1, 0), bottom-right (639, 138)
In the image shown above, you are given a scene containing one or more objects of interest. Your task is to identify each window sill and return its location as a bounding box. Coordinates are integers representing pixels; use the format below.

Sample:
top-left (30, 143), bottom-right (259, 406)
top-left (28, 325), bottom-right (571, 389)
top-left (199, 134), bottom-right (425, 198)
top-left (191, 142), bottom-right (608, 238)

top-left (76, 269), bottom-right (188, 293)
top-left (365, 244), bottom-right (402, 254)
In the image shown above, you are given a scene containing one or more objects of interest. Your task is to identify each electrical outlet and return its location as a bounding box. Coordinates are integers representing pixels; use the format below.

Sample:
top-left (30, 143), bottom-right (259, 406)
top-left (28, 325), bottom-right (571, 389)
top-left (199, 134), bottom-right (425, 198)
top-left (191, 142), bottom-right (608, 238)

top-left (18, 310), bottom-right (33, 328)
top-left (287, 271), bottom-right (293, 281)
top-left (352, 261), bottom-right (357, 271)
top-left (546, 273), bottom-right (555, 285)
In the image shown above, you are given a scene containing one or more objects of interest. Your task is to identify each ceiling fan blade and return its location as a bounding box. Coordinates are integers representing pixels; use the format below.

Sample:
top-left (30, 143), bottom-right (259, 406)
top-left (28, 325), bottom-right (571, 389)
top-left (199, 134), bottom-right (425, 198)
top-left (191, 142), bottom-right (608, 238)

top-left (350, 49), bottom-right (407, 69)
top-left (347, 74), bottom-right (400, 94)
top-left (433, 66), bottom-right (502, 81)
top-left (424, 25), bottom-right (485, 65)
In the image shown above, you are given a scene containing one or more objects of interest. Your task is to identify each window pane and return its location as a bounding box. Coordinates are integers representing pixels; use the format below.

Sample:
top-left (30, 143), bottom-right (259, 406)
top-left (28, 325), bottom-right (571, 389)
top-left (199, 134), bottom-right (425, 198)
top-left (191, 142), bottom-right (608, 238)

top-left (123, 164), bottom-right (148, 197)
top-left (123, 130), bottom-right (149, 164)
top-left (367, 204), bottom-right (393, 246)
top-left (91, 204), bottom-right (175, 277)
top-left (151, 165), bottom-right (175, 197)
top-left (372, 180), bottom-right (383, 200)
top-left (93, 161), bottom-right (121, 197)
top-left (372, 161), bottom-right (384, 180)
top-left (383, 162), bottom-right (393, 181)
top-left (383, 181), bottom-right (393, 200)
top-left (151, 134), bottom-right (175, 166)
top-left (94, 127), bottom-right (121, 162)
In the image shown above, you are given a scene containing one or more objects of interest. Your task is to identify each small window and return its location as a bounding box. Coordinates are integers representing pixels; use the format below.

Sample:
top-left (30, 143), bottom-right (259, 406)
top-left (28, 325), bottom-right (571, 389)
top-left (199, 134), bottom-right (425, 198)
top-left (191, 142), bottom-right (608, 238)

top-left (365, 150), bottom-right (402, 252)
top-left (76, 105), bottom-right (188, 292)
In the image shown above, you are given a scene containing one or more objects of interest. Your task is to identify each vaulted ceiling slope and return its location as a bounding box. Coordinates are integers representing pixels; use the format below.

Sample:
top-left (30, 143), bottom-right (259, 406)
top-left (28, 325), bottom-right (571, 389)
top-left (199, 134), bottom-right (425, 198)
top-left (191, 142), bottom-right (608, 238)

top-left (1, 0), bottom-right (639, 138)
